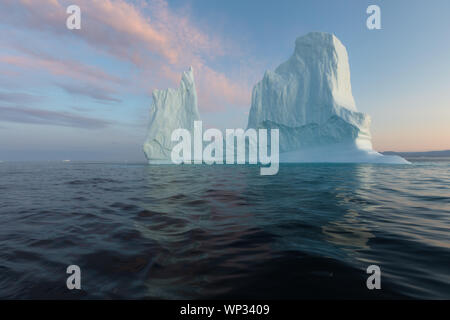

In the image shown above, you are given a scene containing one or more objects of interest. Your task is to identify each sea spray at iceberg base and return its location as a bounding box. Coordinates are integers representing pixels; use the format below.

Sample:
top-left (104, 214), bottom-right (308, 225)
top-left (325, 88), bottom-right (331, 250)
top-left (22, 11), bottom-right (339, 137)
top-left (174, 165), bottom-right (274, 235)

top-left (143, 32), bottom-right (408, 165)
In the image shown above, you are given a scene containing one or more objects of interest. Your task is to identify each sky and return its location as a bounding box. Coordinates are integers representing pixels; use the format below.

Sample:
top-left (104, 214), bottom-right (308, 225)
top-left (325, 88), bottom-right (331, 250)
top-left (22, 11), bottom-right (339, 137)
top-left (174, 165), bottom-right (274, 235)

top-left (0, 0), bottom-right (449, 161)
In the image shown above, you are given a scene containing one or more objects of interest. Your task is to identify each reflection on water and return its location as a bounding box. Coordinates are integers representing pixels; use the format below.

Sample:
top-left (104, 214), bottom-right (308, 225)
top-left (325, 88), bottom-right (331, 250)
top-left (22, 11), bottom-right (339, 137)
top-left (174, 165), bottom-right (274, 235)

top-left (322, 210), bottom-right (374, 251)
top-left (322, 165), bottom-right (376, 253)
top-left (0, 161), bottom-right (449, 299)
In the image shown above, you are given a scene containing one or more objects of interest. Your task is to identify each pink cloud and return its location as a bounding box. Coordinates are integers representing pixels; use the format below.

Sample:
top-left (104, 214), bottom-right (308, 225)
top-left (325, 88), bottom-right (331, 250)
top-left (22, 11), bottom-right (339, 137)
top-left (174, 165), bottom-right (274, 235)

top-left (0, 53), bottom-right (121, 85)
top-left (0, 42), bottom-right (122, 102)
top-left (194, 63), bottom-right (251, 110)
top-left (0, 0), bottom-right (252, 111)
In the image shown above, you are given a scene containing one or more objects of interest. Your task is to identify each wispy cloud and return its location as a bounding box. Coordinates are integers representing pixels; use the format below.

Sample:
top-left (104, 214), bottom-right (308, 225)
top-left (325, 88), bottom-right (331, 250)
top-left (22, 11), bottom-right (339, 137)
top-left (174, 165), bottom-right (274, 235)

top-left (0, 0), bottom-right (252, 110)
top-left (0, 43), bottom-right (123, 102)
top-left (0, 92), bottom-right (44, 104)
top-left (0, 50), bottom-right (122, 85)
top-left (0, 105), bottom-right (112, 129)
top-left (57, 83), bottom-right (121, 103)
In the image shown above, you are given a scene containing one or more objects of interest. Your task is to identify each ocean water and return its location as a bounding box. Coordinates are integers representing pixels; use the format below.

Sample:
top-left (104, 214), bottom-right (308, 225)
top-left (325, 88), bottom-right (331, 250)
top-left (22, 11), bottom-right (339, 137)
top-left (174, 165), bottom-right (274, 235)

top-left (0, 160), bottom-right (449, 299)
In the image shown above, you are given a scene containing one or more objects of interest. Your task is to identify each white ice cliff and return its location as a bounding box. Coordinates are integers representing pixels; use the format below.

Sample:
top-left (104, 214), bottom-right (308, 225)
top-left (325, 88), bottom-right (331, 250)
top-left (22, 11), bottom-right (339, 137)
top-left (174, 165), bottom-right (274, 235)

top-left (144, 33), bottom-right (408, 165)
top-left (143, 66), bottom-right (200, 161)
top-left (247, 32), bottom-right (408, 163)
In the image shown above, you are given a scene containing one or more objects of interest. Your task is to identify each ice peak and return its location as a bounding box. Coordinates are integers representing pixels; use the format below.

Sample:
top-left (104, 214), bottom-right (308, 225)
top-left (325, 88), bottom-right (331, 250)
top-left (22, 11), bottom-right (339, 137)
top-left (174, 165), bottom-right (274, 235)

top-left (143, 67), bottom-right (200, 161)
top-left (294, 32), bottom-right (336, 49)
top-left (181, 66), bottom-right (194, 83)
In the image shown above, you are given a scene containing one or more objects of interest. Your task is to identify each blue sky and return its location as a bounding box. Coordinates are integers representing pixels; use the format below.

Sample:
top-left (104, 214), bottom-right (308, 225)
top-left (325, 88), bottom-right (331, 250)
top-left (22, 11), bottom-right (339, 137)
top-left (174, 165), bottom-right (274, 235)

top-left (0, 0), bottom-right (449, 161)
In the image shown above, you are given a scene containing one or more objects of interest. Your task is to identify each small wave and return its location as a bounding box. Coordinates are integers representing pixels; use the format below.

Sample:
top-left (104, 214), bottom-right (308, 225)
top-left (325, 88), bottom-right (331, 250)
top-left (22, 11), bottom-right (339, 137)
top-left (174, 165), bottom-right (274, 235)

top-left (66, 178), bottom-right (119, 185)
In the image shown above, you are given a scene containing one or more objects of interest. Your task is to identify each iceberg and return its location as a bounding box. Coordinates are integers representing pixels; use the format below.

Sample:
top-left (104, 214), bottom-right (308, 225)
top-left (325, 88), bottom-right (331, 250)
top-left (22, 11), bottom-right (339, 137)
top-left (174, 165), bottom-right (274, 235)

top-left (143, 33), bottom-right (408, 165)
top-left (247, 32), bottom-right (408, 164)
top-left (143, 66), bottom-right (200, 162)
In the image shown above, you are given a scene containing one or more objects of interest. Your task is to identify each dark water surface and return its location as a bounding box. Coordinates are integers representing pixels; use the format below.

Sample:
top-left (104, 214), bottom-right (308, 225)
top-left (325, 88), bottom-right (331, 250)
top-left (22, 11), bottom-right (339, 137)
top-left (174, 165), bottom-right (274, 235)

top-left (0, 160), bottom-right (449, 299)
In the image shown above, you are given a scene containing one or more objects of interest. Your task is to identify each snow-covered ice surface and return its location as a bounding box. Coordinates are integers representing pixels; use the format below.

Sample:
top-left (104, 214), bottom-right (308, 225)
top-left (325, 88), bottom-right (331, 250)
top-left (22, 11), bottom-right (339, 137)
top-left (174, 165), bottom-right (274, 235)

top-left (143, 67), bottom-right (200, 162)
top-left (247, 32), bottom-right (408, 164)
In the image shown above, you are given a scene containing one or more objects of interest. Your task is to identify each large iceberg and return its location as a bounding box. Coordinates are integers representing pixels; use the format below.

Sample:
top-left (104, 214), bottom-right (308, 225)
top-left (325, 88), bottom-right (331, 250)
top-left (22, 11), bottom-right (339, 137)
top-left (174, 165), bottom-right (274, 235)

top-left (144, 33), bottom-right (408, 165)
top-left (143, 66), bottom-right (200, 162)
top-left (247, 32), bottom-right (408, 164)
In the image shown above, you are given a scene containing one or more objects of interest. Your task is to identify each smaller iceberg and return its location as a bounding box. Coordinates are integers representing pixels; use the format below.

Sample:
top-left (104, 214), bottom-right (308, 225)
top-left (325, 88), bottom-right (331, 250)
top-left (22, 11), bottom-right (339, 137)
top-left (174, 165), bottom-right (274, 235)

top-left (143, 67), bottom-right (200, 162)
